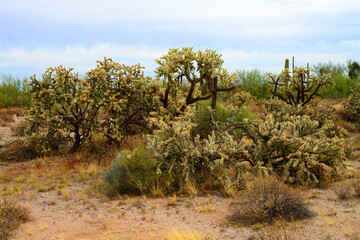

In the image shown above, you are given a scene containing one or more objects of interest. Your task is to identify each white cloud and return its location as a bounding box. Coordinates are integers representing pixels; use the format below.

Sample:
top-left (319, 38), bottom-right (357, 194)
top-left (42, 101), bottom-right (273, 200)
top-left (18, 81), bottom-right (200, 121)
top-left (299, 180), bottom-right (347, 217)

top-left (2, 0), bottom-right (359, 39)
top-left (221, 49), bottom-right (350, 72)
top-left (0, 44), bottom-right (166, 74)
top-left (3, 0), bottom-right (359, 21)
top-left (340, 40), bottom-right (360, 47)
top-left (0, 44), bottom-right (352, 77)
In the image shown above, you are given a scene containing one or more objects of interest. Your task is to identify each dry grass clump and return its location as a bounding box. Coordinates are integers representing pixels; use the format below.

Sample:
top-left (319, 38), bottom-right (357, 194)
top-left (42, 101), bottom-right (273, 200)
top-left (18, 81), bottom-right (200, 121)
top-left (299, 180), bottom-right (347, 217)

top-left (166, 228), bottom-right (213, 240)
top-left (231, 175), bottom-right (314, 225)
top-left (333, 181), bottom-right (353, 200)
top-left (252, 221), bottom-right (297, 240)
top-left (78, 133), bottom-right (120, 165)
top-left (0, 108), bottom-right (23, 126)
top-left (0, 197), bottom-right (30, 240)
top-left (0, 110), bottom-right (14, 124)
top-left (0, 140), bottom-right (40, 162)
top-left (351, 174), bottom-right (360, 197)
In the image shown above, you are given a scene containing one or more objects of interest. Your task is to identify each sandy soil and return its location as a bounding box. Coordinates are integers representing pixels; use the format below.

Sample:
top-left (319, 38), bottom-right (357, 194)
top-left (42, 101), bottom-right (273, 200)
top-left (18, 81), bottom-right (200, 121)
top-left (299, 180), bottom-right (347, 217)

top-left (4, 161), bottom-right (360, 240)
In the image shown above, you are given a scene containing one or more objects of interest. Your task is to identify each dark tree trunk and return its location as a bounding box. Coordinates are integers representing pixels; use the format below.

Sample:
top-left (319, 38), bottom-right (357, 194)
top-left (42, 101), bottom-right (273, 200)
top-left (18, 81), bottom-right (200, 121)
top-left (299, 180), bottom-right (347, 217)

top-left (70, 124), bottom-right (81, 153)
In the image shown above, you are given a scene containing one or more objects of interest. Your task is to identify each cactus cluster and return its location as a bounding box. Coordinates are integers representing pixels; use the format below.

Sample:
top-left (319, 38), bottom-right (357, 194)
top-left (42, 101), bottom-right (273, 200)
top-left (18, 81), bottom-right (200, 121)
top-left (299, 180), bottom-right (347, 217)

top-left (267, 67), bottom-right (332, 106)
top-left (25, 47), bottom-right (348, 189)
top-left (26, 58), bottom-right (159, 152)
top-left (155, 47), bottom-right (235, 113)
top-left (147, 95), bottom-right (346, 188)
top-left (342, 83), bottom-right (360, 124)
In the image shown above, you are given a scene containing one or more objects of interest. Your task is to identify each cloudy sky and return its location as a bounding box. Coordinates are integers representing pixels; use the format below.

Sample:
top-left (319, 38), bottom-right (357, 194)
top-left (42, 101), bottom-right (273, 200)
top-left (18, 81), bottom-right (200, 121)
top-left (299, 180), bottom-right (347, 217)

top-left (1, 0), bottom-right (360, 78)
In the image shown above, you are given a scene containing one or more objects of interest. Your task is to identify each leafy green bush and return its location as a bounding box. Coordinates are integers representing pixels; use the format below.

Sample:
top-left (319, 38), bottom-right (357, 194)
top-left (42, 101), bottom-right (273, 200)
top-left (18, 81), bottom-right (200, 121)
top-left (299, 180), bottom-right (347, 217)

top-left (0, 75), bottom-right (30, 109)
top-left (312, 61), bottom-right (347, 77)
top-left (319, 74), bottom-right (358, 98)
top-left (192, 93), bottom-right (256, 137)
top-left (312, 61), bottom-right (358, 97)
top-left (192, 100), bottom-right (231, 137)
top-left (347, 60), bottom-right (360, 80)
top-left (235, 68), bottom-right (271, 99)
top-left (103, 147), bottom-right (158, 196)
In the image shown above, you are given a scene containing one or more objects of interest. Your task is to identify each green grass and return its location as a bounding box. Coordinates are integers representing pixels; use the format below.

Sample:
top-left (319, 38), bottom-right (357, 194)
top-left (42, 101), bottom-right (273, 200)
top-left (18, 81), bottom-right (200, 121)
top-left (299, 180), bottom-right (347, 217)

top-left (0, 74), bottom-right (30, 108)
top-left (192, 99), bottom-right (256, 136)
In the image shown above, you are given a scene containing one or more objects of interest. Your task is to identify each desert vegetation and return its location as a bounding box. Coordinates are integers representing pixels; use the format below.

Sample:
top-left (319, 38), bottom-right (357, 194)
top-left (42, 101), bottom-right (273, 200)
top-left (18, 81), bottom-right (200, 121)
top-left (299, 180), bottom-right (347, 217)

top-left (1, 50), bottom-right (360, 239)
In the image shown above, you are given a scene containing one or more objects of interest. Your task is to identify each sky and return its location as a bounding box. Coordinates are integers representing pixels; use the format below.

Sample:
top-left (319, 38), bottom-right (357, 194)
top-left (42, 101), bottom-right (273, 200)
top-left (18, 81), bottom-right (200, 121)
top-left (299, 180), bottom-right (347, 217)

top-left (1, 0), bottom-right (360, 78)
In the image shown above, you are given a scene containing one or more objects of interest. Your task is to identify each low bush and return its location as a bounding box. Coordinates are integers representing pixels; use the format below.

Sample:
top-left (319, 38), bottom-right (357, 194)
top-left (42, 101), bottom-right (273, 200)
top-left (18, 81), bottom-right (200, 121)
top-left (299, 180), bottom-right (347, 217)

top-left (235, 69), bottom-right (271, 99)
top-left (0, 140), bottom-right (40, 162)
top-left (333, 181), bottom-right (353, 200)
top-left (254, 221), bottom-right (297, 240)
top-left (103, 147), bottom-right (158, 196)
top-left (0, 197), bottom-right (30, 240)
top-left (319, 75), bottom-right (358, 98)
top-left (192, 100), bottom-right (233, 137)
top-left (353, 177), bottom-right (360, 197)
top-left (231, 175), bottom-right (314, 225)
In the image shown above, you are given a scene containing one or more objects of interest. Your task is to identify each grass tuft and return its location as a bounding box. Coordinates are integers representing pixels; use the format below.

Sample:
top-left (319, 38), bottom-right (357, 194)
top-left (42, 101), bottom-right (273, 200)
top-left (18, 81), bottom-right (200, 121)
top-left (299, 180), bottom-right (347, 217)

top-left (0, 197), bottom-right (31, 240)
top-left (231, 175), bottom-right (314, 225)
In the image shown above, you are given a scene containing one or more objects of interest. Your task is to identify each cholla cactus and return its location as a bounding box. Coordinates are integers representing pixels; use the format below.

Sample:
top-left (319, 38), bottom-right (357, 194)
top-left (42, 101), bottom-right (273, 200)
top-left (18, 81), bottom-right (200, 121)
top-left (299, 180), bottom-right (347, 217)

top-left (155, 47), bottom-right (236, 112)
top-left (147, 106), bottom-right (250, 189)
top-left (147, 103), bottom-right (346, 188)
top-left (26, 58), bottom-right (160, 152)
top-left (87, 58), bottom-right (161, 144)
top-left (239, 115), bottom-right (346, 185)
top-left (267, 67), bottom-right (332, 106)
top-left (342, 83), bottom-right (360, 123)
top-left (26, 66), bottom-right (100, 153)
top-left (260, 98), bottom-right (305, 122)
top-left (147, 106), bottom-right (199, 188)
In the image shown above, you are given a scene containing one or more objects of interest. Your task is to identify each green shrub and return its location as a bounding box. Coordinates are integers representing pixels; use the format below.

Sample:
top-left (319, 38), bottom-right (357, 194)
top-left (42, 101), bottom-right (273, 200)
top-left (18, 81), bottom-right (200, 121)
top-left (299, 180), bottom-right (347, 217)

top-left (192, 100), bottom-right (230, 137)
top-left (0, 75), bottom-right (30, 109)
top-left (231, 175), bottom-right (314, 225)
top-left (103, 147), bottom-right (158, 196)
top-left (235, 68), bottom-right (271, 99)
top-left (0, 140), bottom-right (41, 162)
top-left (312, 61), bottom-right (347, 77)
top-left (319, 75), bottom-right (358, 98)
